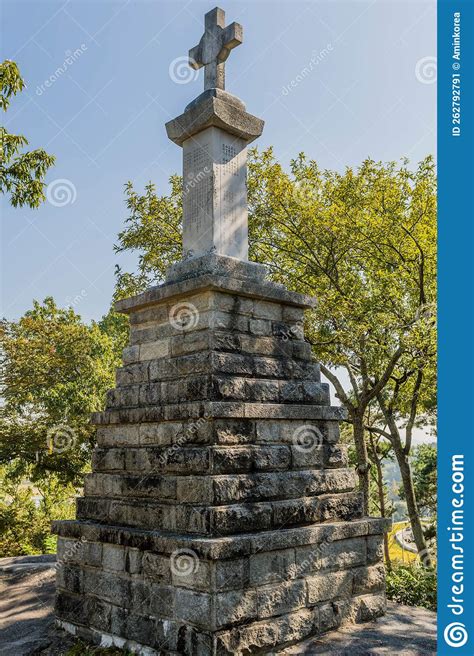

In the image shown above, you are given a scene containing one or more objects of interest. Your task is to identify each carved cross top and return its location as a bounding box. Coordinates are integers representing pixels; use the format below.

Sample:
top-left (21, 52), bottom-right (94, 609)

top-left (189, 7), bottom-right (243, 91)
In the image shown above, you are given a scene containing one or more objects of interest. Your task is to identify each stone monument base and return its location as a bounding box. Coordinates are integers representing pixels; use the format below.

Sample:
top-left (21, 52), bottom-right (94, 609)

top-left (52, 254), bottom-right (390, 655)
top-left (53, 517), bottom-right (388, 655)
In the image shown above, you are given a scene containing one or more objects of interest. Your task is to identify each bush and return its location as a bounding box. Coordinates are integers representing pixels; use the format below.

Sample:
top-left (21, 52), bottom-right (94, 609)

top-left (0, 468), bottom-right (76, 557)
top-left (386, 563), bottom-right (437, 611)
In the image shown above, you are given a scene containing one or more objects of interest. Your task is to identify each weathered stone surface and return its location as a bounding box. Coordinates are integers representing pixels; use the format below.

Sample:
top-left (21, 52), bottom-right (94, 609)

top-left (249, 548), bottom-right (295, 585)
top-left (307, 570), bottom-right (353, 605)
top-left (352, 563), bottom-right (386, 595)
top-left (257, 579), bottom-right (306, 619)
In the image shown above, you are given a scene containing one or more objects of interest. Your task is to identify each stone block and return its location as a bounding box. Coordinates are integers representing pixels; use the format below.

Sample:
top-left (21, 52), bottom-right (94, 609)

top-left (257, 579), bottom-right (306, 618)
top-left (139, 339), bottom-right (170, 360)
top-left (307, 570), bottom-right (353, 604)
top-left (352, 563), bottom-right (385, 595)
top-left (214, 607), bottom-right (316, 655)
top-left (175, 588), bottom-right (212, 628)
top-left (102, 543), bottom-right (126, 572)
top-left (367, 534), bottom-right (385, 564)
top-left (249, 318), bottom-right (271, 335)
top-left (125, 548), bottom-right (142, 575)
top-left (139, 422), bottom-right (175, 446)
top-left (122, 345), bottom-right (139, 365)
top-left (140, 552), bottom-right (170, 583)
top-left (215, 589), bottom-right (258, 628)
top-left (351, 592), bottom-right (387, 622)
top-left (249, 548), bottom-right (295, 585)
top-left (214, 419), bottom-right (254, 444)
top-left (295, 537), bottom-right (367, 576)
top-left (210, 503), bottom-right (272, 534)
top-left (177, 476), bottom-right (213, 503)
top-left (56, 564), bottom-right (84, 594)
top-left (214, 558), bottom-right (248, 591)
top-left (96, 424), bottom-right (139, 447)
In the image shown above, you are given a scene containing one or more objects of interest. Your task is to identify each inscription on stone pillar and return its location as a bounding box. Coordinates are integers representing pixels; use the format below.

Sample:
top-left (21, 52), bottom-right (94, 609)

top-left (182, 127), bottom-right (248, 260)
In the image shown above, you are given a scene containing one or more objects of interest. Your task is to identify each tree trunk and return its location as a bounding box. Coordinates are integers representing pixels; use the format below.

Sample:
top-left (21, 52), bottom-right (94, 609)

top-left (371, 442), bottom-right (392, 570)
top-left (352, 413), bottom-right (370, 516)
top-left (394, 445), bottom-right (432, 567)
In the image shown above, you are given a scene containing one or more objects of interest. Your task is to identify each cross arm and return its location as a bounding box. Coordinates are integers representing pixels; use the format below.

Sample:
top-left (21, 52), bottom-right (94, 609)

top-left (218, 22), bottom-right (243, 62)
top-left (189, 44), bottom-right (203, 69)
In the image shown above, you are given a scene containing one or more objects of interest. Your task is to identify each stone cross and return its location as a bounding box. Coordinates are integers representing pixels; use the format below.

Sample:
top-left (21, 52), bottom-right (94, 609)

top-left (189, 7), bottom-right (243, 90)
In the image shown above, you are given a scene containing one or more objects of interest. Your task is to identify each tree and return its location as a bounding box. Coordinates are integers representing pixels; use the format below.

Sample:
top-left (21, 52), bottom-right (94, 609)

top-left (114, 178), bottom-right (182, 299)
top-left (247, 150), bottom-right (436, 523)
top-left (1, 60), bottom-right (55, 208)
top-left (400, 443), bottom-right (437, 519)
top-left (0, 298), bottom-right (119, 484)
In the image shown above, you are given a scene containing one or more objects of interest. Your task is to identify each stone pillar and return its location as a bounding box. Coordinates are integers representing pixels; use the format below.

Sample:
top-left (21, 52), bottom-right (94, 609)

top-left (52, 18), bottom-right (389, 656)
top-left (166, 88), bottom-right (264, 260)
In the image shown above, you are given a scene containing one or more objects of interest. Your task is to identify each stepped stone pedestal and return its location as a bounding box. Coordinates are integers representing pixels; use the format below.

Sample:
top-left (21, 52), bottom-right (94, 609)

top-left (53, 7), bottom-right (389, 655)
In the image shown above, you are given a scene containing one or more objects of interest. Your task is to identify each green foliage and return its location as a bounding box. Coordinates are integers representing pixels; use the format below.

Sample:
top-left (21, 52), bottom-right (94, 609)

top-left (0, 466), bottom-right (75, 557)
top-left (247, 148), bottom-right (436, 379)
top-left (0, 60), bottom-right (55, 208)
top-left (386, 562), bottom-right (437, 611)
top-left (400, 443), bottom-right (437, 518)
top-left (0, 297), bottom-right (119, 484)
top-left (114, 178), bottom-right (183, 299)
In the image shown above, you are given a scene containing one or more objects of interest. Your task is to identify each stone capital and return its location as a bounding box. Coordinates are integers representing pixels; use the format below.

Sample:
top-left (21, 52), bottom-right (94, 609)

top-left (165, 93), bottom-right (264, 147)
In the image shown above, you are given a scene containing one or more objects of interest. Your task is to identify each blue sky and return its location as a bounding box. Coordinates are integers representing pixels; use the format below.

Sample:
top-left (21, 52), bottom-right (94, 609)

top-left (1, 0), bottom-right (436, 323)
